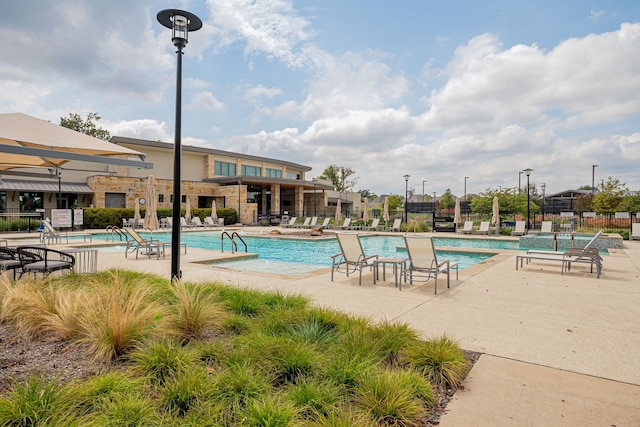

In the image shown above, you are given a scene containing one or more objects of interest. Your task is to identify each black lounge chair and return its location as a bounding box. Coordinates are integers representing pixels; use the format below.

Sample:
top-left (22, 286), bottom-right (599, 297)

top-left (0, 247), bottom-right (24, 279)
top-left (17, 246), bottom-right (75, 278)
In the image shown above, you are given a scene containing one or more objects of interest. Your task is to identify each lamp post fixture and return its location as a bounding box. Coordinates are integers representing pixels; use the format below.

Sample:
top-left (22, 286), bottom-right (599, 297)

top-left (157, 9), bottom-right (202, 283)
top-left (518, 171), bottom-right (524, 193)
top-left (464, 176), bottom-right (469, 201)
top-left (592, 164), bottom-right (598, 195)
top-left (541, 182), bottom-right (546, 221)
top-left (523, 168), bottom-right (533, 231)
top-left (403, 175), bottom-right (410, 223)
top-left (422, 180), bottom-right (427, 202)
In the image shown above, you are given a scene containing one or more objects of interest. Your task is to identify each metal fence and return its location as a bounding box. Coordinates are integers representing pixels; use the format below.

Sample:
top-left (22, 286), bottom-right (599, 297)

top-left (0, 211), bottom-right (44, 233)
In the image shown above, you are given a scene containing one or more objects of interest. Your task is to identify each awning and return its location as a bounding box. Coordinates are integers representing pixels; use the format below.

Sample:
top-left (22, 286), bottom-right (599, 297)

top-left (0, 113), bottom-right (152, 170)
top-left (0, 179), bottom-right (93, 194)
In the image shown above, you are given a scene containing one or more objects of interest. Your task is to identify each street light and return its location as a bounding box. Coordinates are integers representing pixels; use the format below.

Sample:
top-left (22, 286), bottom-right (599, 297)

top-left (464, 176), bottom-right (469, 201)
top-left (157, 9), bottom-right (202, 283)
top-left (592, 164), bottom-right (598, 195)
top-left (523, 168), bottom-right (533, 230)
top-left (403, 175), bottom-right (410, 223)
top-left (541, 183), bottom-right (546, 221)
top-left (518, 171), bottom-right (524, 193)
top-left (422, 180), bottom-right (427, 202)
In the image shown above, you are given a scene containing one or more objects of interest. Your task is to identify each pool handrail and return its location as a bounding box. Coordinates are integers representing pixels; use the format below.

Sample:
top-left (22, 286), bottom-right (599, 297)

top-left (221, 231), bottom-right (248, 253)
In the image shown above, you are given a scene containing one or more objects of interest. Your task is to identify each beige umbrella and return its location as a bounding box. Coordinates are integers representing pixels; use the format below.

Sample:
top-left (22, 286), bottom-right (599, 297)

top-left (143, 176), bottom-right (159, 234)
top-left (335, 198), bottom-right (343, 222)
top-left (491, 195), bottom-right (500, 235)
top-left (211, 200), bottom-right (218, 222)
top-left (454, 197), bottom-right (462, 224)
top-left (185, 198), bottom-right (192, 221)
top-left (383, 197), bottom-right (390, 224)
top-left (363, 198), bottom-right (370, 222)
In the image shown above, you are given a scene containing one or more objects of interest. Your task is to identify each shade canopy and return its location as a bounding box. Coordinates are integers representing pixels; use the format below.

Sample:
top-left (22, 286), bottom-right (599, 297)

top-left (0, 113), bottom-right (151, 171)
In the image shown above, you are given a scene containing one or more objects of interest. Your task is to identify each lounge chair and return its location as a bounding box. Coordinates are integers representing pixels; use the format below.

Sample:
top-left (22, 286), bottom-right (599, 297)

top-left (362, 218), bottom-right (380, 231)
top-left (331, 233), bottom-right (378, 285)
top-left (403, 236), bottom-right (458, 294)
top-left (16, 246), bottom-right (75, 278)
top-left (516, 230), bottom-right (604, 278)
top-left (180, 217), bottom-right (194, 230)
top-left (511, 221), bottom-right (526, 236)
top-left (204, 217), bottom-right (222, 228)
top-left (540, 221), bottom-right (553, 234)
top-left (333, 218), bottom-right (352, 230)
top-left (631, 223), bottom-right (640, 240)
top-left (281, 217), bottom-right (297, 228)
top-left (319, 218), bottom-right (331, 228)
top-left (191, 217), bottom-right (206, 228)
top-left (294, 217), bottom-right (311, 228)
top-left (0, 247), bottom-right (24, 279)
top-left (304, 217), bottom-right (318, 228)
top-left (458, 221), bottom-right (474, 234)
top-left (40, 220), bottom-right (92, 244)
top-left (124, 228), bottom-right (169, 259)
top-left (385, 218), bottom-right (402, 232)
top-left (474, 221), bottom-right (490, 235)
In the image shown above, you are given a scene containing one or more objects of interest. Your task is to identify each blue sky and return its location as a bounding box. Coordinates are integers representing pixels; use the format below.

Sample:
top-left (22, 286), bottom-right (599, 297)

top-left (1, 0), bottom-right (639, 197)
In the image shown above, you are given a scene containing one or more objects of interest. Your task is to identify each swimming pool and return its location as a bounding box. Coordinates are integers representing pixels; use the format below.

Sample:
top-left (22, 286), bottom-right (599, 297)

top-left (94, 231), bottom-right (500, 275)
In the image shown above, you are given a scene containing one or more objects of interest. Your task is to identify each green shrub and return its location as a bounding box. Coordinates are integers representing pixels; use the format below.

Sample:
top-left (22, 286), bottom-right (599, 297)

top-left (159, 367), bottom-right (212, 417)
top-left (405, 334), bottom-right (469, 391)
top-left (285, 378), bottom-right (341, 419)
top-left (89, 393), bottom-right (158, 426)
top-left (238, 395), bottom-right (300, 427)
top-left (169, 281), bottom-right (226, 342)
top-left (131, 339), bottom-right (198, 385)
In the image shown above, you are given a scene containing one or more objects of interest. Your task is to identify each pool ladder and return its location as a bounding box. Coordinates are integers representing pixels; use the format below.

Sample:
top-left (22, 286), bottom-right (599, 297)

top-left (106, 226), bottom-right (127, 241)
top-left (221, 231), bottom-right (247, 253)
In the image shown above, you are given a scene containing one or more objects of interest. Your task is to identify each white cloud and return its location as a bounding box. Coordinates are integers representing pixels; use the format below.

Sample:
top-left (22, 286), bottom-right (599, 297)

top-left (188, 91), bottom-right (225, 111)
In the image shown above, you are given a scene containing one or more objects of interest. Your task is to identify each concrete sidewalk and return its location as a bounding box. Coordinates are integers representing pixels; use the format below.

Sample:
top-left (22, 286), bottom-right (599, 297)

top-left (36, 231), bottom-right (640, 425)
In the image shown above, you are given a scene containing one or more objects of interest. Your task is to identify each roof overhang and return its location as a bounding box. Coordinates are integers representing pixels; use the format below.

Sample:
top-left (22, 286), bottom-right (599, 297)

top-left (0, 179), bottom-right (93, 194)
top-left (204, 176), bottom-right (334, 190)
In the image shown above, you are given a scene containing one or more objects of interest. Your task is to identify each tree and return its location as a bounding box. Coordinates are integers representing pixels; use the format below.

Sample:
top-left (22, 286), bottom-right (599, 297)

top-left (438, 189), bottom-right (456, 209)
top-left (592, 177), bottom-right (628, 213)
top-left (318, 165), bottom-right (358, 192)
top-left (386, 194), bottom-right (404, 213)
top-left (60, 112), bottom-right (111, 141)
top-left (359, 189), bottom-right (377, 200)
top-left (470, 187), bottom-right (538, 218)
top-left (619, 192), bottom-right (640, 213)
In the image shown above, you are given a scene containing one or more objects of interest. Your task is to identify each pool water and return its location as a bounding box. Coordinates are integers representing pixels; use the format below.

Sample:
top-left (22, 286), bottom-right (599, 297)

top-left (95, 231), bottom-right (499, 275)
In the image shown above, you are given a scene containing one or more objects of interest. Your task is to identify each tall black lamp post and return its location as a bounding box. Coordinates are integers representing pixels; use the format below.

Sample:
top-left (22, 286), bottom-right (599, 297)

top-left (523, 168), bottom-right (533, 231)
top-left (591, 164), bottom-right (598, 195)
top-left (157, 9), bottom-right (202, 283)
top-left (464, 176), bottom-right (469, 201)
top-left (541, 182), bottom-right (546, 221)
top-left (403, 174), bottom-right (410, 223)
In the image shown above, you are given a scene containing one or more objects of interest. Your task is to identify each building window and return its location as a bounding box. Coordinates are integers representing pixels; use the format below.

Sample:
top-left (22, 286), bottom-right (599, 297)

top-left (215, 161), bottom-right (237, 176)
top-left (0, 192), bottom-right (5, 213)
top-left (286, 172), bottom-right (300, 180)
top-left (19, 192), bottom-right (44, 212)
top-left (241, 165), bottom-right (262, 176)
top-left (266, 168), bottom-right (282, 178)
top-left (158, 194), bottom-right (164, 203)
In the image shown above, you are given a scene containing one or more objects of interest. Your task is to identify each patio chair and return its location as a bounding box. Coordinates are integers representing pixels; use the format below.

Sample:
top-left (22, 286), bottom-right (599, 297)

top-left (511, 221), bottom-right (526, 236)
top-left (16, 246), bottom-right (75, 278)
top-left (458, 221), bottom-right (474, 234)
top-left (0, 247), bottom-right (24, 279)
top-left (294, 217), bottom-right (311, 228)
top-left (403, 236), bottom-right (458, 294)
top-left (304, 217), bottom-right (318, 228)
top-left (474, 221), bottom-right (490, 235)
top-left (362, 218), bottom-right (380, 231)
top-left (516, 230), bottom-right (604, 278)
top-left (385, 218), bottom-right (402, 232)
top-left (124, 228), bottom-right (168, 259)
top-left (631, 223), bottom-right (640, 240)
top-left (191, 217), bottom-right (206, 228)
top-left (540, 221), bottom-right (553, 234)
top-left (281, 217), bottom-right (297, 228)
top-left (333, 217), bottom-right (352, 230)
top-left (204, 217), bottom-right (221, 228)
top-left (331, 233), bottom-right (378, 286)
top-left (40, 220), bottom-right (92, 244)
top-left (180, 217), bottom-right (194, 230)
top-left (319, 218), bottom-right (331, 228)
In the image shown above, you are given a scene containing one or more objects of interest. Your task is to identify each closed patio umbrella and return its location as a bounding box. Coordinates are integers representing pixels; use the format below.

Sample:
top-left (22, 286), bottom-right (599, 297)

top-left (363, 198), bottom-right (369, 222)
top-left (383, 197), bottom-right (390, 225)
top-left (143, 176), bottom-right (159, 234)
top-left (454, 197), bottom-right (461, 225)
top-left (211, 200), bottom-right (218, 222)
top-left (491, 195), bottom-right (500, 236)
top-left (134, 198), bottom-right (142, 225)
top-left (335, 198), bottom-right (342, 222)
top-left (185, 198), bottom-right (192, 221)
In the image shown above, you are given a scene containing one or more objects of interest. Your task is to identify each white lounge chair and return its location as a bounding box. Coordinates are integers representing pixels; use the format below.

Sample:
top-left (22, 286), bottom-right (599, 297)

top-left (281, 217), bottom-right (297, 228)
top-left (474, 221), bottom-right (490, 235)
top-left (191, 217), bottom-right (206, 228)
top-left (294, 217), bottom-right (311, 228)
top-left (331, 233), bottom-right (378, 285)
top-left (40, 221), bottom-right (92, 245)
top-left (631, 223), bottom-right (640, 240)
top-left (386, 218), bottom-right (402, 232)
top-left (362, 218), bottom-right (380, 231)
top-left (333, 217), bottom-right (352, 230)
top-left (319, 218), bottom-right (331, 228)
top-left (511, 221), bottom-right (526, 236)
top-left (403, 236), bottom-right (458, 294)
top-left (458, 221), bottom-right (474, 234)
top-left (540, 221), bottom-right (553, 234)
top-left (304, 217), bottom-right (318, 228)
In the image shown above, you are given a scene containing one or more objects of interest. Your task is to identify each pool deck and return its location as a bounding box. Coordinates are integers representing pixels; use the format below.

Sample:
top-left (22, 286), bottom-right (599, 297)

top-left (4, 228), bottom-right (640, 425)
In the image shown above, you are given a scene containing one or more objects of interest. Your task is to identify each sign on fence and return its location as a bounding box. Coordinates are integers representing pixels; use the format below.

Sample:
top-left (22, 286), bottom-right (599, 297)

top-left (51, 209), bottom-right (72, 228)
top-left (560, 211), bottom-right (574, 217)
top-left (73, 209), bottom-right (84, 226)
top-left (583, 212), bottom-right (596, 218)
top-left (615, 212), bottom-right (630, 219)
